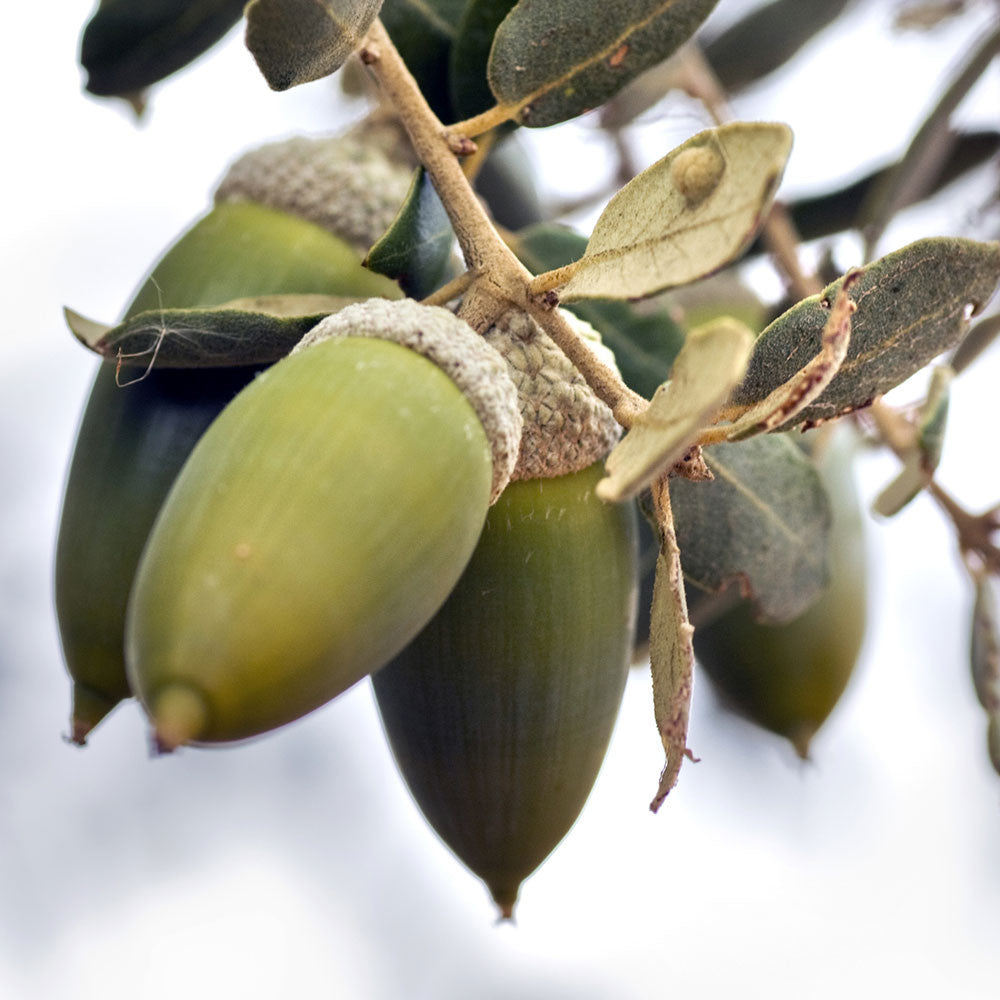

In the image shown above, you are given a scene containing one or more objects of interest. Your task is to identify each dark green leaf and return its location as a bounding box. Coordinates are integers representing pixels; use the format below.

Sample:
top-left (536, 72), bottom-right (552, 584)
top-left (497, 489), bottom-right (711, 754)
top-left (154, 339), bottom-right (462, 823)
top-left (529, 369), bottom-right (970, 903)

top-left (514, 223), bottom-right (685, 397)
top-left (703, 0), bottom-right (852, 93)
top-left (65, 297), bottom-right (361, 369)
top-left (972, 576), bottom-right (1000, 713)
top-left (670, 435), bottom-right (832, 623)
top-left (382, 0), bottom-right (466, 120)
top-left (450, 0), bottom-right (518, 120)
top-left (732, 238), bottom-right (1000, 428)
top-left (245, 0), bottom-right (383, 90)
top-left (81, 0), bottom-right (246, 98)
top-left (488, 0), bottom-right (719, 127)
top-left (474, 135), bottom-right (545, 230)
top-left (365, 168), bottom-right (454, 298)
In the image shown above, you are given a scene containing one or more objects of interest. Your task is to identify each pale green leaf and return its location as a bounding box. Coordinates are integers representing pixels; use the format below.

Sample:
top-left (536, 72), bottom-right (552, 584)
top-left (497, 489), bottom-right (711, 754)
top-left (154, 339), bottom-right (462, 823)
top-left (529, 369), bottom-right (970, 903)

top-left (559, 122), bottom-right (792, 302)
top-left (972, 576), bottom-right (1000, 713)
top-left (245, 0), bottom-right (383, 90)
top-left (670, 435), bottom-right (832, 623)
top-left (596, 318), bottom-right (753, 503)
top-left (873, 364), bottom-right (953, 517)
top-left (647, 480), bottom-right (695, 813)
top-left (733, 238), bottom-right (1000, 428)
top-left (488, 0), bottom-right (719, 127)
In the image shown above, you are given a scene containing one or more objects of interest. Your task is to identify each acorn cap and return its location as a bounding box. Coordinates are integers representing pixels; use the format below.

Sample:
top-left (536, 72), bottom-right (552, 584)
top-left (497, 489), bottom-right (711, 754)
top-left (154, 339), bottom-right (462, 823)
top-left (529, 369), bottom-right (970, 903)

top-left (484, 309), bottom-right (621, 481)
top-left (300, 300), bottom-right (522, 503)
top-left (214, 133), bottom-right (413, 256)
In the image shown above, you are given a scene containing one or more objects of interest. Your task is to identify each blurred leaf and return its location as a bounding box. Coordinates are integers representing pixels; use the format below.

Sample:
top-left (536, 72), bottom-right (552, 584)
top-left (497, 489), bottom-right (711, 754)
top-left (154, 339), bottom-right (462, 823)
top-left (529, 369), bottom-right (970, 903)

top-left (474, 134), bottom-right (545, 230)
top-left (988, 715), bottom-right (1000, 776)
top-left (972, 576), bottom-right (1000, 712)
top-left (951, 312), bottom-right (1000, 374)
top-left (746, 130), bottom-right (1000, 254)
top-left (365, 168), bottom-right (453, 297)
top-left (723, 275), bottom-right (856, 442)
top-left (670, 435), bottom-right (832, 623)
top-left (597, 318), bottom-right (753, 503)
top-left (647, 478), bottom-right (695, 813)
top-left (382, 0), bottom-right (466, 120)
top-left (861, 25), bottom-right (1000, 255)
top-left (895, 0), bottom-right (969, 31)
top-left (65, 296), bottom-right (360, 369)
top-left (514, 223), bottom-right (685, 397)
top-left (245, 0), bottom-right (383, 90)
top-left (732, 238), bottom-right (1000, 428)
top-left (558, 122), bottom-right (792, 301)
top-left (487, 0), bottom-right (719, 128)
top-left (81, 0), bottom-right (246, 98)
top-left (703, 0), bottom-right (852, 93)
top-left (451, 0), bottom-right (519, 120)
top-left (872, 364), bottom-right (952, 517)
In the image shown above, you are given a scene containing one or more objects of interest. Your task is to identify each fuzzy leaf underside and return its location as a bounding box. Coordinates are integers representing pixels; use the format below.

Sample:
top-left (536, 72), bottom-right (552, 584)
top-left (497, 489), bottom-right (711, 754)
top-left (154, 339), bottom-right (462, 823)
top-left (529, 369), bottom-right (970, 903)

top-left (365, 168), bottom-right (454, 298)
top-left (733, 238), bottom-right (1000, 428)
top-left (670, 435), bottom-right (832, 624)
top-left (488, 0), bottom-right (719, 127)
top-left (451, 0), bottom-right (519, 120)
top-left (381, 0), bottom-right (465, 119)
top-left (561, 122), bottom-right (792, 301)
top-left (598, 319), bottom-right (754, 503)
top-left (514, 223), bottom-right (685, 397)
top-left (66, 297), bottom-right (360, 369)
top-left (245, 0), bottom-right (383, 90)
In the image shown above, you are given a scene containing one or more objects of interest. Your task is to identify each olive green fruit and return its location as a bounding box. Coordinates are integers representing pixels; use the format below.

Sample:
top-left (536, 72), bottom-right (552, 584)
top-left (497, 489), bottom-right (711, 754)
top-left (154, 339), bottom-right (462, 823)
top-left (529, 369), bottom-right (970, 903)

top-left (81, 0), bottom-right (246, 104)
top-left (56, 135), bottom-right (408, 743)
top-left (373, 464), bottom-right (637, 917)
top-left (126, 300), bottom-right (521, 749)
top-left (693, 428), bottom-right (867, 758)
top-left (372, 309), bottom-right (636, 917)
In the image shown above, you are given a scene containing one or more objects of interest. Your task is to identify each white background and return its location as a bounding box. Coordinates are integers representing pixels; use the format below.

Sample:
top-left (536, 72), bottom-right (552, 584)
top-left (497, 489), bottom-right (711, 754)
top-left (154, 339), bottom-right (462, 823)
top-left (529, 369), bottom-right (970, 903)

top-left (2, 2), bottom-right (999, 998)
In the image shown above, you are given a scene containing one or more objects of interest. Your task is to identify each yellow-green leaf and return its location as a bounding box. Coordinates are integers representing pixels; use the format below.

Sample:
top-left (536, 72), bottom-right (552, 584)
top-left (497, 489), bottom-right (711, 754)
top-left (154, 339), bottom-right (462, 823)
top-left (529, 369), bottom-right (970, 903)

top-left (596, 318), bottom-right (753, 503)
top-left (488, 0), bottom-right (719, 127)
top-left (558, 122), bottom-right (792, 302)
top-left (245, 0), bottom-right (383, 90)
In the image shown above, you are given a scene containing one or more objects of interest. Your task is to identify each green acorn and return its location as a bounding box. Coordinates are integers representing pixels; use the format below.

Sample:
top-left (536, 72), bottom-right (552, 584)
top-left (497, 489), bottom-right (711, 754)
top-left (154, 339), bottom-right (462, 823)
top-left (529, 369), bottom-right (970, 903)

top-left (373, 309), bottom-right (637, 917)
top-left (693, 427), bottom-right (868, 758)
top-left (80, 0), bottom-right (247, 110)
top-left (56, 133), bottom-right (409, 743)
top-left (126, 299), bottom-right (522, 749)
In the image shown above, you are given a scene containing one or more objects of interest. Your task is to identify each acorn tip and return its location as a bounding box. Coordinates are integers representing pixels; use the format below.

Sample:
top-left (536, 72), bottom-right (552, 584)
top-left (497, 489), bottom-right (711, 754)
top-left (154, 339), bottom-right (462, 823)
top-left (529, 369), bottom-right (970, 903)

top-left (69, 683), bottom-right (122, 747)
top-left (151, 685), bottom-right (208, 753)
top-left (490, 884), bottom-right (520, 923)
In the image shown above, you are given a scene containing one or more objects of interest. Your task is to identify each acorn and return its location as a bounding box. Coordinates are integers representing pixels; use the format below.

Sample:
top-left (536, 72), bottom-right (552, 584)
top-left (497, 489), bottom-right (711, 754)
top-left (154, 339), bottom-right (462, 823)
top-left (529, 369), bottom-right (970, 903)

top-left (372, 308), bottom-right (638, 917)
top-left (125, 299), bottom-right (522, 749)
top-left (693, 426), bottom-right (867, 759)
top-left (55, 133), bottom-right (409, 743)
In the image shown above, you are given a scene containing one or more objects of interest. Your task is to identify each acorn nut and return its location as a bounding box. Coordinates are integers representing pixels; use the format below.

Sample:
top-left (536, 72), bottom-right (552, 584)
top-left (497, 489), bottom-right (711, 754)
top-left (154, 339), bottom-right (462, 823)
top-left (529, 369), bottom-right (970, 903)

top-left (55, 131), bottom-right (409, 743)
top-left (693, 427), bottom-right (868, 759)
top-left (373, 308), bottom-right (637, 917)
top-left (126, 299), bottom-right (522, 750)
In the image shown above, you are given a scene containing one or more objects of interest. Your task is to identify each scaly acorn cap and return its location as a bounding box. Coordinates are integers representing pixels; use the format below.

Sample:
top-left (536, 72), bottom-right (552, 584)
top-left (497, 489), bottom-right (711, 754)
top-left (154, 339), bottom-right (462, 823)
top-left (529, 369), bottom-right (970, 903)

top-left (299, 300), bottom-right (522, 503)
top-left (214, 133), bottom-right (414, 256)
top-left (483, 309), bottom-right (622, 482)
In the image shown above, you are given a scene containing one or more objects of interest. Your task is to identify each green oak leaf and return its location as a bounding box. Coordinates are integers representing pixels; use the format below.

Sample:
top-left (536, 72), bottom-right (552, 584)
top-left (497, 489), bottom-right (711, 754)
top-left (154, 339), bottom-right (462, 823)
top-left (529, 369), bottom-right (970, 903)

top-left (365, 168), bottom-right (454, 298)
top-left (245, 0), bottom-right (383, 90)
top-left (732, 238), bottom-right (1000, 428)
top-left (488, 0), bottom-right (719, 127)
top-left (451, 0), bottom-right (519, 120)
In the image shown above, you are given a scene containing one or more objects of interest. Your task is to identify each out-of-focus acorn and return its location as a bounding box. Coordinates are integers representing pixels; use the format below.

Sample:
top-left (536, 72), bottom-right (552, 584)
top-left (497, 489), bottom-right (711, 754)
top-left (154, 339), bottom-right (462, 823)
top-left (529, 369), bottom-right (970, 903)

top-left (80, 0), bottom-right (247, 110)
top-left (373, 309), bottom-right (637, 917)
top-left (693, 427), bottom-right (868, 759)
top-left (126, 299), bottom-right (522, 750)
top-left (55, 133), bottom-right (409, 743)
